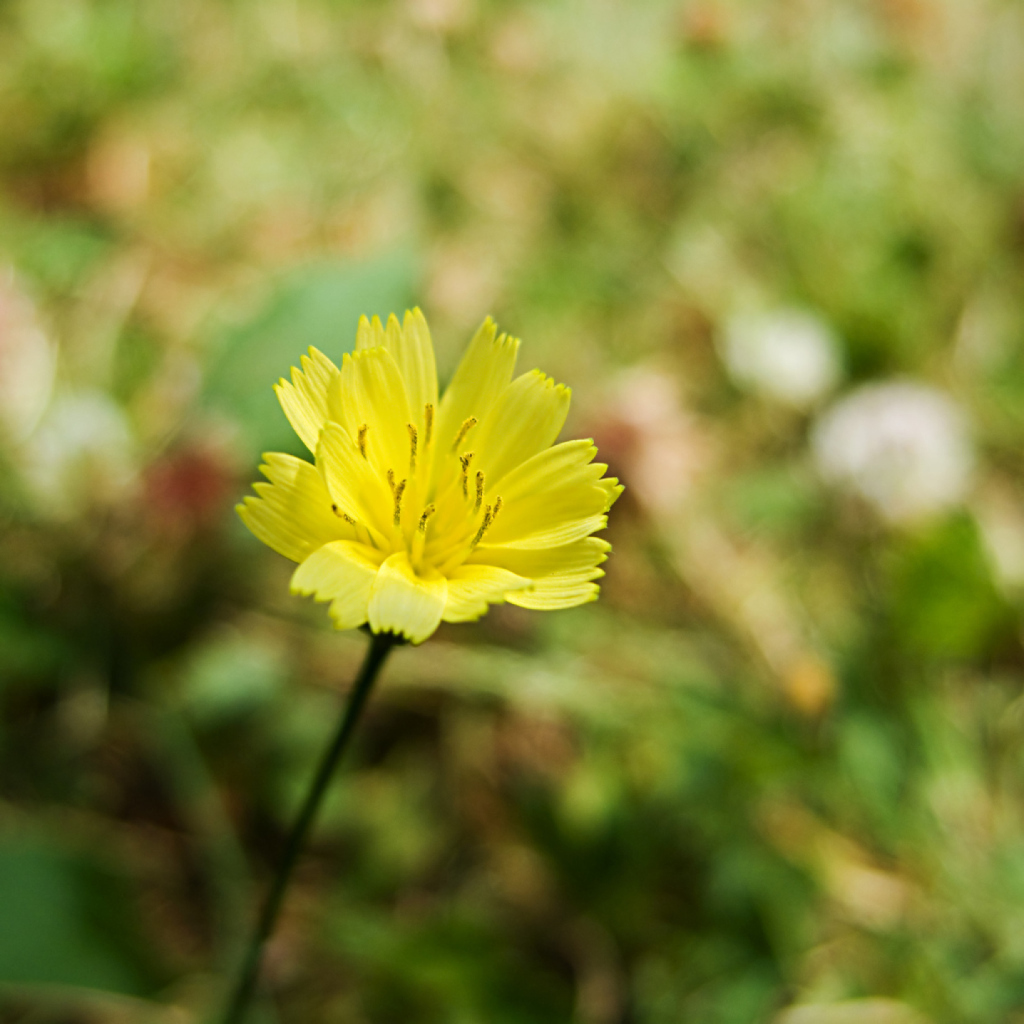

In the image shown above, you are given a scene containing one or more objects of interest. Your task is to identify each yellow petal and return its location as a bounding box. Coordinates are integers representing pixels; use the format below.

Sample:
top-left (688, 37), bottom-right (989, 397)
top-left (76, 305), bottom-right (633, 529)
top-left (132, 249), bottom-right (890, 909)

top-left (339, 347), bottom-right (412, 477)
top-left (316, 421), bottom-right (393, 543)
top-left (274, 348), bottom-right (339, 453)
top-left (481, 440), bottom-right (620, 549)
top-left (506, 580), bottom-right (601, 611)
top-left (490, 438), bottom-right (599, 494)
top-left (355, 314), bottom-right (385, 351)
top-left (472, 370), bottom-right (571, 487)
top-left (436, 318), bottom-right (519, 453)
top-left (391, 308), bottom-right (438, 428)
top-left (474, 537), bottom-right (609, 611)
top-left (368, 551), bottom-right (447, 644)
top-left (291, 540), bottom-right (385, 630)
top-left (237, 453), bottom-right (352, 562)
top-left (497, 514), bottom-right (610, 550)
top-left (471, 537), bottom-right (611, 579)
top-left (442, 564), bottom-right (531, 623)
top-left (597, 477), bottom-right (625, 508)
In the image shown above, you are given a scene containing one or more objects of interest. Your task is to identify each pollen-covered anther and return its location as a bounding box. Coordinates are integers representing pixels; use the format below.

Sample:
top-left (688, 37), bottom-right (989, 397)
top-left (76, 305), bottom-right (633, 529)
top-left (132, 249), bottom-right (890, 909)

top-left (407, 423), bottom-right (418, 473)
top-left (451, 416), bottom-right (478, 452)
top-left (331, 503), bottom-right (355, 524)
top-left (471, 496), bottom-right (502, 547)
top-left (459, 452), bottom-right (474, 499)
top-left (357, 423), bottom-right (369, 459)
top-left (392, 477), bottom-right (407, 526)
top-left (474, 471), bottom-right (484, 513)
top-left (423, 403), bottom-right (434, 447)
top-left (418, 504), bottom-right (436, 533)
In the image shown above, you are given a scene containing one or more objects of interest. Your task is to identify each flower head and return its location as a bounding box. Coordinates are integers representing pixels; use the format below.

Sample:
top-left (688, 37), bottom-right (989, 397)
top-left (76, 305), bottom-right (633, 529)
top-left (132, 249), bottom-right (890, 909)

top-left (720, 307), bottom-right (841, 409)
top-left (238, 310), bottom-right (622, 643)
top-left (812, 381), bottom-right (973, 525)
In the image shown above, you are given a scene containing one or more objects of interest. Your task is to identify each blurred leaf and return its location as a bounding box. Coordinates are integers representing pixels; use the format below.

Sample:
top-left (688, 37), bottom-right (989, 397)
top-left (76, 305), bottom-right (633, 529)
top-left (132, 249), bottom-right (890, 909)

top-left (3, 214), bottom-right (113, 295)
top-left (885, 514), bottom-right (1014, 661)
top-left (776, 999), bottom-right (929, 1024)
top-left (181, 628), bottom-right (287, 723)
top-left (331, 903), bottom-right (572, 1024)
top-left (838, 713), bottom-right (906, 819)
top-left (721, 465), bottom-right (820, 540)
top-left (0, 834), bottom-right (163, 995)
top-left (0, 593), bottom-right (69, 684)
top-left (111, 323), bottom-right (162, 402)
top-left (204, 251), bottom-right (418, 455)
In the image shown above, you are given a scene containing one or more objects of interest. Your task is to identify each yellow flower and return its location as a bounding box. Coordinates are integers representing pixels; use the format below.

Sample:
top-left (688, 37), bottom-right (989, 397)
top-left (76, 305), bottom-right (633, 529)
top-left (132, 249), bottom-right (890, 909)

top-left (237, 310), bottom-right (622, 644)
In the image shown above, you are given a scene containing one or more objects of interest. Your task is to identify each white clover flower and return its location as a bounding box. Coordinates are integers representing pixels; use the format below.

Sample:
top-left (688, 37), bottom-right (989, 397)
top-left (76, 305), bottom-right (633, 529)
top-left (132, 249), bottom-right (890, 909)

top-left (721, 308), bottom-right (841, 408)
top-left (812, 382), bottom-right (973, 524)
top-left (22, 391), bottom-right (137, 514)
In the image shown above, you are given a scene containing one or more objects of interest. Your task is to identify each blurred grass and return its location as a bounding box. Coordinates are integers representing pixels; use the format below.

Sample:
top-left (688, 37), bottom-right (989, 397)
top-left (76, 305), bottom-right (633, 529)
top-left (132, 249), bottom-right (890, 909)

top-left (2, 0), bottom-right (1024, 1022)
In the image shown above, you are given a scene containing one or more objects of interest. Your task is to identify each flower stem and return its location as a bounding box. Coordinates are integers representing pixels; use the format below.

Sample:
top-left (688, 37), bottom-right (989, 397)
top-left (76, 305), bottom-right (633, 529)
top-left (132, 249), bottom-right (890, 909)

top-left (220, 631), bottom-right (399, 1024)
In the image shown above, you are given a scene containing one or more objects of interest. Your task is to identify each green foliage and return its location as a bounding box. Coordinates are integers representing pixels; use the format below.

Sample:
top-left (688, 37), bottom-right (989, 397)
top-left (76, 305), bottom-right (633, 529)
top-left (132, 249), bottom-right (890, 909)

top-left (885, 515), bottom-right (1015, 662)
top-left (204, 253), bottom-right (418, 455)
top-left (1, 0), bottom-right (1024, 1021)
top-left (0, 835), bottom-right (163, 993)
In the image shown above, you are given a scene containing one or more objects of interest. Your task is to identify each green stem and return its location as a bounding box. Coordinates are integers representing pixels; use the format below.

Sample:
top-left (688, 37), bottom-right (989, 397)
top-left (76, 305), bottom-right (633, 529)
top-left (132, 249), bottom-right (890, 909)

top-left (220, 631), bottom-right (399, 1024)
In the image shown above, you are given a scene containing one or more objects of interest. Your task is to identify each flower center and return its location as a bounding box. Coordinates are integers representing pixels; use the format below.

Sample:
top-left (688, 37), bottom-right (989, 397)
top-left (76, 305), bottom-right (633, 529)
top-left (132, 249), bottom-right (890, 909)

top-left (336, 406), bottom-right (503, 576)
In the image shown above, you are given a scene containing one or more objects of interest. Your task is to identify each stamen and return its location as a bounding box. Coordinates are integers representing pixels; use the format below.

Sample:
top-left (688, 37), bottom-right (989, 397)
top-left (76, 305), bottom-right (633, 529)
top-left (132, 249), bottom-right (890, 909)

top-left (357, 423), bottom-right (369, 459)
top-left (392, 478), bottom-right (407, 526)
top-left (407, 423), bottom-right (418, 473)
top-left (459, 452), bottom-right (474, 499)
top-left (473, 499), bottom-right (501, 548)
top-left (474, 471), bottom-right (485, 513)
top-left (331, 503), bottom-right (355, 524)
top-left (424, 403), bottom-right (434, 447)
top-left (451, 416), bottom-right (478, 452)
top-left (418, 504), bottom-right (436, 533)
top-left (387, 468), bottom-right (396, 492)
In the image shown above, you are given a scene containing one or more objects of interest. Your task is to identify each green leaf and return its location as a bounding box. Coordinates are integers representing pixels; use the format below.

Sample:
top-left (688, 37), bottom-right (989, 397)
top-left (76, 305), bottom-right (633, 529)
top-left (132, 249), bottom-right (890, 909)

top-left (204, 250), bottom-right (418, 455)
top-left (885, 514), bottom-right (1013, 661)
top-left (0, 835), bottom-right (163, 995)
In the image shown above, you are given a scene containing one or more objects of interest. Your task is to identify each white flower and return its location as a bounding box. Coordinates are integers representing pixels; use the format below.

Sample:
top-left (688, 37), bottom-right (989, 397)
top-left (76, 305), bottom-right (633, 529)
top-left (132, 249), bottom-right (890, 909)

top-left (721, 308), bottom-right (841, 408)
top-left (812, 382), bottom-right (973, 524)
top-left (22, 391), bottom-right (137, 514)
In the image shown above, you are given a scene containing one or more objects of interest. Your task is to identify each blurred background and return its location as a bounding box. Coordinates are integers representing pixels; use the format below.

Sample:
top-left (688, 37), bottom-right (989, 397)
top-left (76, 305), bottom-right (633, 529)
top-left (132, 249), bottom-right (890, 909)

top-left (2, 0), bottom-right (1024, 1021)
